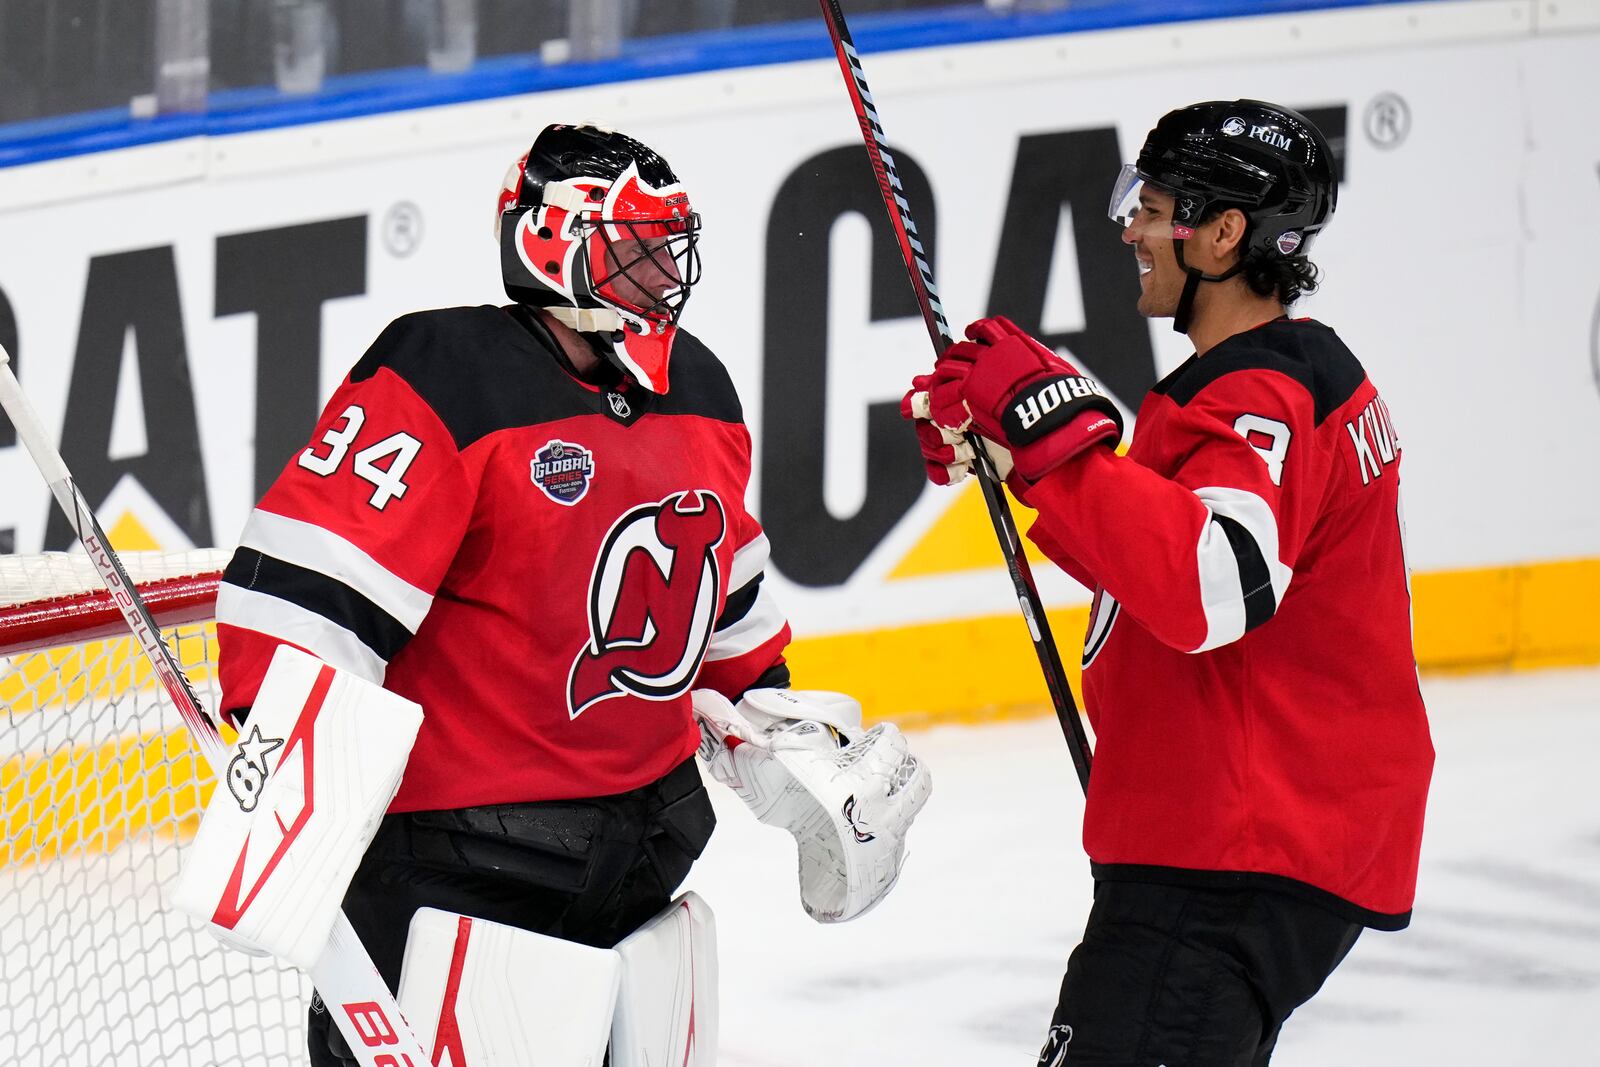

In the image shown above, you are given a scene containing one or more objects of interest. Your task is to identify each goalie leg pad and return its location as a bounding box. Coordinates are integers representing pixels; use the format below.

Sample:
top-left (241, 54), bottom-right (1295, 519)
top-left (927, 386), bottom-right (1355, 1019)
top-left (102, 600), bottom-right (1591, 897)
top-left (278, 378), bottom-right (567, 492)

top-left (172, 644), bottom-right (423, 969)
top-left (611, 892), bottom-right (718, 1067)
top-left (397, 907), bottom-right (622, 1067)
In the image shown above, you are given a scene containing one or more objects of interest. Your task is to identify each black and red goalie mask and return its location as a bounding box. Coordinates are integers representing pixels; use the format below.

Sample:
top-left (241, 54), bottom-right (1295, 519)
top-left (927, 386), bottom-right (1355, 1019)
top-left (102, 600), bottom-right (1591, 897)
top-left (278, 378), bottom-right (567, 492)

top-left (495, 125), bottom-right (701, 394)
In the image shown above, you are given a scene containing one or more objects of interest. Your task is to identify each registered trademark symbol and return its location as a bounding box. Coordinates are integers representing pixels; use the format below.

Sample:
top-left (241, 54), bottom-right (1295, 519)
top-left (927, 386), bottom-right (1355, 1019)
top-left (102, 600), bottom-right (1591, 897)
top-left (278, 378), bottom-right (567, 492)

top-left (1364, 93), bottom-right (1411, 150)
top-left (383, 202), bottom-right (423, 257)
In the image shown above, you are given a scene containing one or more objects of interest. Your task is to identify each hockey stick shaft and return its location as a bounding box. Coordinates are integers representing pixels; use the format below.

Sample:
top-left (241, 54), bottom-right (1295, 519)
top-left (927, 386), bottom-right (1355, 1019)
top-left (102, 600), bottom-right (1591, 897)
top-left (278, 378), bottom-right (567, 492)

top-left (816, 0), bottom-right (1092, 792)
top-left (0, 349), bottom-right (223, 763)
top-left (0, 345), bottom-right (430, 1067)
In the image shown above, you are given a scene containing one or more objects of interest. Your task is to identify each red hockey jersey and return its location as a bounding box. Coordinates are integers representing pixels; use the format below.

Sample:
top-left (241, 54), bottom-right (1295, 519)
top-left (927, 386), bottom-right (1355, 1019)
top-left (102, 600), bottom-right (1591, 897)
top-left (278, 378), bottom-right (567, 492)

top-left (1026, 318), bottom-right (1433, 928)
top-left (216, 306), bottom-right (791, 811)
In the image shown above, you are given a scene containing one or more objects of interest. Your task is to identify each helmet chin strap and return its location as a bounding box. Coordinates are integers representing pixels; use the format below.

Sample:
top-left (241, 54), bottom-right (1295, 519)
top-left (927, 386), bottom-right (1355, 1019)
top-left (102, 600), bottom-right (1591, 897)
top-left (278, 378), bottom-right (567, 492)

top-left (1170, 237), bottom-right (1246, 335)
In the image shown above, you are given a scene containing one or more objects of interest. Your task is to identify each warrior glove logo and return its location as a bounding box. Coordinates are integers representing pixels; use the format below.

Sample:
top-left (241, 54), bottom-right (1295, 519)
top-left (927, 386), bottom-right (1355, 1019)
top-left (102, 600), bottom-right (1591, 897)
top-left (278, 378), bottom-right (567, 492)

top-left (226, 725), bottom-right (285, 812)
top-left (568, 490), bottom-right (726, 717)
top-left (1003, 374), bottom-right (1122, 446)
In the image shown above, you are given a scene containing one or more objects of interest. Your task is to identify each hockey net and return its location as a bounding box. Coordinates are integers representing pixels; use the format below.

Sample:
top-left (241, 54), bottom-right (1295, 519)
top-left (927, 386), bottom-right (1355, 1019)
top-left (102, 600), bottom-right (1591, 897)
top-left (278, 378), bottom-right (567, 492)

top-left (0, 549), bottom-right (308, 1064)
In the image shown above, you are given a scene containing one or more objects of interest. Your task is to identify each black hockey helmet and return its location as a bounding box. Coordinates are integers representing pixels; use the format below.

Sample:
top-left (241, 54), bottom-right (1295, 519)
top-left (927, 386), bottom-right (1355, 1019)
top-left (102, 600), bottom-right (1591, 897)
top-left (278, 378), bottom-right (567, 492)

top-left (493, 123), bottom-right (702, 394)
top-left (1109, 100), bottom-right (1337, 330)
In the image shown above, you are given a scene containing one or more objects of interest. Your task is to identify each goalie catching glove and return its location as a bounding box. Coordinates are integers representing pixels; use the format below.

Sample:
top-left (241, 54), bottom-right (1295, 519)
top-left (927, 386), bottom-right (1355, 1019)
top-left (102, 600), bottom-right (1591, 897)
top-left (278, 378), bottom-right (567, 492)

top-left (693, 688), bottom-right (931, 923)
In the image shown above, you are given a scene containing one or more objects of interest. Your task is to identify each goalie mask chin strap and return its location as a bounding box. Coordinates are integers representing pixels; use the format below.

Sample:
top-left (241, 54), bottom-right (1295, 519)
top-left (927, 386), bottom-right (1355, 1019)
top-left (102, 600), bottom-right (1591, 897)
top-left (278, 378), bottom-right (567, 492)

top-left (547, 304), bottom-right (628, 336)
top-left (1170, 235), bottom-right (1246, 335)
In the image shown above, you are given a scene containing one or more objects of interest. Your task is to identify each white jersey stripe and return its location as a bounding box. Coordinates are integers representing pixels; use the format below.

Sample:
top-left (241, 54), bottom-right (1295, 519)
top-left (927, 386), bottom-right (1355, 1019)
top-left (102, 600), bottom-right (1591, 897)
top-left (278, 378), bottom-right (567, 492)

top-left (728, 532), bottom-right (771, 594)
top-left (1189, 486), bottom-right (1294, 654)
top-left (216, 583), bottom-right (388, 684)
top-left (239, 508), bottom-right (434, 633)
top-left (705, 585), bottom-right (786, 663)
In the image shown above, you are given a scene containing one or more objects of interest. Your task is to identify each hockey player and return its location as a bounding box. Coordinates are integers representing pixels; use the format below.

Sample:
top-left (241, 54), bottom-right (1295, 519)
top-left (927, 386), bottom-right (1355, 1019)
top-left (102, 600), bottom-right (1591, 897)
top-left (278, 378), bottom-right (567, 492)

top-left (214, 123), bottom-right (929, 1065)
top-left (904, 100), bottom-right (1433, 1063)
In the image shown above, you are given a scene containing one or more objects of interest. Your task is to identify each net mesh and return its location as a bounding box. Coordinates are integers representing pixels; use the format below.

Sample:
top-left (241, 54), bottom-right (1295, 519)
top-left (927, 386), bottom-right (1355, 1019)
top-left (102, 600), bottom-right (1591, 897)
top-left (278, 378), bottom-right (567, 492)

top-left (0, 549), bottom-right (309, 1064)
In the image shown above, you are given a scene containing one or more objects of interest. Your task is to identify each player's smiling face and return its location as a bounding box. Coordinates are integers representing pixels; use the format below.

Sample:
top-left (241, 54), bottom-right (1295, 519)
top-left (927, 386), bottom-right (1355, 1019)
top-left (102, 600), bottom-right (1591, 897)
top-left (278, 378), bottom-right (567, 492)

top-left (1121, 185), bottom-right (1184, 318)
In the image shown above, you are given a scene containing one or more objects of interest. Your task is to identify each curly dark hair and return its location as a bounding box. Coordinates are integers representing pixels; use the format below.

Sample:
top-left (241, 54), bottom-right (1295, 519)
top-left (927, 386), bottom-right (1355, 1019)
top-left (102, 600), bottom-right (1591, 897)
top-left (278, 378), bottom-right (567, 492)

top-left (1240, 250), bottom-right (1321, 306)
top-left (1200, 205), bottom-right (1322, 305)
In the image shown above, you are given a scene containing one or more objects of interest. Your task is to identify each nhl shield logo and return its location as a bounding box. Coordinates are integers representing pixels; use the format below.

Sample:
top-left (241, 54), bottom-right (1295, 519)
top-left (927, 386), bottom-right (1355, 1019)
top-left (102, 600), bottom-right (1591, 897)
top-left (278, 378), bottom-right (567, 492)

top-left (1275, 230), bottom-right (1304, 255)
top-left (530, 439), bottom-right (596, 506)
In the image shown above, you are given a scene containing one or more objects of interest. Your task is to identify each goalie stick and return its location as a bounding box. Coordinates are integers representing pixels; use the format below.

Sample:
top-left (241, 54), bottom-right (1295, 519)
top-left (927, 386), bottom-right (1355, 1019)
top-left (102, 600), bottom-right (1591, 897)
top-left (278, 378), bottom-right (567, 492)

top-left (0, 345), bottom-right (431, 1067)
top-left (815, 0), bottom-right (1093, 793)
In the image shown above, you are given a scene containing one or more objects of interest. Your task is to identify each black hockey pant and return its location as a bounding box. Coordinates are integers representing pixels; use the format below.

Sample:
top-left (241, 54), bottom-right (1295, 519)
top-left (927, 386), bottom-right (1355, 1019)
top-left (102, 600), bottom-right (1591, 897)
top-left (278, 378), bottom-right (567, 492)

top-left (1042, 880), bottom-right (1363, 1066)
top-left (308, 756), bottom-right (715, 1067)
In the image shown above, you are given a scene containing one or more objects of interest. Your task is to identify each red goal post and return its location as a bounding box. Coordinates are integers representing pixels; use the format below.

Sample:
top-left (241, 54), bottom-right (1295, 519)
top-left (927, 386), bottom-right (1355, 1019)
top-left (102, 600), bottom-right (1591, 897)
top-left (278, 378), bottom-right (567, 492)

top-left (0, 548), bottom-right (308, 1064)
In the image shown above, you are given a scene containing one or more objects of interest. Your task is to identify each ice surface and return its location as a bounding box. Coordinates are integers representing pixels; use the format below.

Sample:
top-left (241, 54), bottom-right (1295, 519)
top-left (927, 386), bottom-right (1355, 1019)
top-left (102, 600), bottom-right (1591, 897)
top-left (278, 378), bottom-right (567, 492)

top-left (3, 666), bottom-right (1593, 1064)
top-left (686, 666), bottom-right (1600, 1066)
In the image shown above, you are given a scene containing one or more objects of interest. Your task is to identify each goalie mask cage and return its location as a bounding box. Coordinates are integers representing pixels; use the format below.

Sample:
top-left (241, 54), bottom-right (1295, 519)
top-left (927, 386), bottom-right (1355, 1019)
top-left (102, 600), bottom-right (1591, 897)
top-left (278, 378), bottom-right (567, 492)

top-left (0, 549), bottom-right (309, 1064)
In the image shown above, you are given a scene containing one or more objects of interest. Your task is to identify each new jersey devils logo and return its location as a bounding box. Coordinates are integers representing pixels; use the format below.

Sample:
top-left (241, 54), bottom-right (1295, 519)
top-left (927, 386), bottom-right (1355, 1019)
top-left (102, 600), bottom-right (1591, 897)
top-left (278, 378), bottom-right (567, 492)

top-left (567, 490), bottom-right (726, 718)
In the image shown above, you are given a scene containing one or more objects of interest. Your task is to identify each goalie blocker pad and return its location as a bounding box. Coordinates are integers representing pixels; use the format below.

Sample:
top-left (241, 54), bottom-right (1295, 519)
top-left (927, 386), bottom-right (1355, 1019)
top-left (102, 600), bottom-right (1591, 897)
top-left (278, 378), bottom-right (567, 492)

top-left (173, 644), bottom-right (423, 970)
top-left (396, 893), bottom-right (716, 1067)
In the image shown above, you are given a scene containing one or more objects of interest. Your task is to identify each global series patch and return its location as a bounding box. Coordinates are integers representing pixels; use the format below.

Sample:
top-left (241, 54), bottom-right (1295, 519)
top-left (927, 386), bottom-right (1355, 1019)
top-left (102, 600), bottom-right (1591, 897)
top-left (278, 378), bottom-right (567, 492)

top-left (530, 439), bottom-right (596, 506)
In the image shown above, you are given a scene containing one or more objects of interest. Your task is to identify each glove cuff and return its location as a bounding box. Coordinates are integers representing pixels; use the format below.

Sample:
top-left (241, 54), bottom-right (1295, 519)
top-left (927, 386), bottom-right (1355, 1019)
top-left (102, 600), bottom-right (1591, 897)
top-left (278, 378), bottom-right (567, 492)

top-left (998, 374), bottom-right (1123, 446)
top-left (1010, 408), bottom-right (1122, 483)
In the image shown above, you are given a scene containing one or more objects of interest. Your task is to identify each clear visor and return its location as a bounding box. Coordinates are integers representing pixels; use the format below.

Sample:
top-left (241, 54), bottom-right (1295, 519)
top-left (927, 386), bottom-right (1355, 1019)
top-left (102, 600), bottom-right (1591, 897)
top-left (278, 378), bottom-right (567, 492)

top-left (1108, 164), bottom-right (1145, 227)
top-left (1107, 163), bottom-right (1184, 238)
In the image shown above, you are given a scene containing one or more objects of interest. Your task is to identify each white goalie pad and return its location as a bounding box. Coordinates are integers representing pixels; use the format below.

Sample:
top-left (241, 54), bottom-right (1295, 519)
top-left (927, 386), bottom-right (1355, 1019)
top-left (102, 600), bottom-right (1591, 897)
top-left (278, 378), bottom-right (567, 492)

top-left (172, 644), bottom-right (423, 969)
top-left (694, 688), bottom-right (933, 923)
top-left (397, 909), bottom-right (622, 1067)
top-left (611, 892), bottom-right (718, 1067)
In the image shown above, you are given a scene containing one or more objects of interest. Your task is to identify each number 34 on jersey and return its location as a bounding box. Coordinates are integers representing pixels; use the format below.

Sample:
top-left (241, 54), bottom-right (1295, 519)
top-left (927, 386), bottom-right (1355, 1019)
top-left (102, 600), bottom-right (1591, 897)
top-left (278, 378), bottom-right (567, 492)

top-left (298, 404), bottom-right (423, 510)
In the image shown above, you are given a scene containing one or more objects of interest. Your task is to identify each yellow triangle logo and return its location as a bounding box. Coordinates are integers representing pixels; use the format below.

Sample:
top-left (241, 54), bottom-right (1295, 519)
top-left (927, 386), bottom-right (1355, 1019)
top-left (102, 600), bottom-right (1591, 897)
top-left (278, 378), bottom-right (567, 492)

top-left (104, 511), bottom-right (163, 552)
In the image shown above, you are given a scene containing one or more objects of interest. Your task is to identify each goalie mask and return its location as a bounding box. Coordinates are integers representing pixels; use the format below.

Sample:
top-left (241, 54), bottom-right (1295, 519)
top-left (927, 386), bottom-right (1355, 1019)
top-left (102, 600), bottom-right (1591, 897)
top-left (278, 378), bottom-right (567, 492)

top-left (494, 123), bottom-right (702, 394)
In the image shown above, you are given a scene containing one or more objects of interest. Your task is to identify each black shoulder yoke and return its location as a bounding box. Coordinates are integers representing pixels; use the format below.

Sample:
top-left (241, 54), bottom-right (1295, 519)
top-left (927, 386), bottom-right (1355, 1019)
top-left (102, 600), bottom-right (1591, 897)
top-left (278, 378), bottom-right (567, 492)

top-left (1152, 319), bottom-right (1367, 426)
top-left (349, 306), bottom-right (744, 449)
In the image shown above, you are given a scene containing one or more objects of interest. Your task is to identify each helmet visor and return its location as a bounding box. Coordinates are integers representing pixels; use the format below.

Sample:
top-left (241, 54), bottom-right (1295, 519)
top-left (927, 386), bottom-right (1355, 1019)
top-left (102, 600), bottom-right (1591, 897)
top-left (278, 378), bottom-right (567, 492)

top-left (1108, 163), bottom-right (1146, 227)
top-left (1107, 163), bottom-right (1187, 238)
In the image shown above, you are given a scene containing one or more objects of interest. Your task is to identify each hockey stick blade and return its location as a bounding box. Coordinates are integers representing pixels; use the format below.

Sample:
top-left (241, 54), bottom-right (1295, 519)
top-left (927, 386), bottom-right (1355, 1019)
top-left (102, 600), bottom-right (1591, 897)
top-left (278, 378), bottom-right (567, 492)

top-left (0, 344), bottom-right (432, 1067)
top-left (815, 0), bottom-right (1092, 792)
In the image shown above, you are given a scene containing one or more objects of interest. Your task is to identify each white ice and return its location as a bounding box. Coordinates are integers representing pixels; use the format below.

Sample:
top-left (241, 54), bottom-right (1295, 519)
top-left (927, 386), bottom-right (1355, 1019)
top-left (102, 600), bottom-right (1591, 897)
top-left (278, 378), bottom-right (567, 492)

top-left (687, 666), bottom-right (1600, 1066)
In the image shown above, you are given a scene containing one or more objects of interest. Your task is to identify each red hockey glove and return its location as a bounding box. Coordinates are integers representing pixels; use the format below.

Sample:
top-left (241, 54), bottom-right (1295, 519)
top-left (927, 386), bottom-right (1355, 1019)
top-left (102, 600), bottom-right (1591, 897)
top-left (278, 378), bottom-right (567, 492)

top-left (901, 375), bottom-right (1018, 489)
top-left (926, 316), bottom-right (1122, 485)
